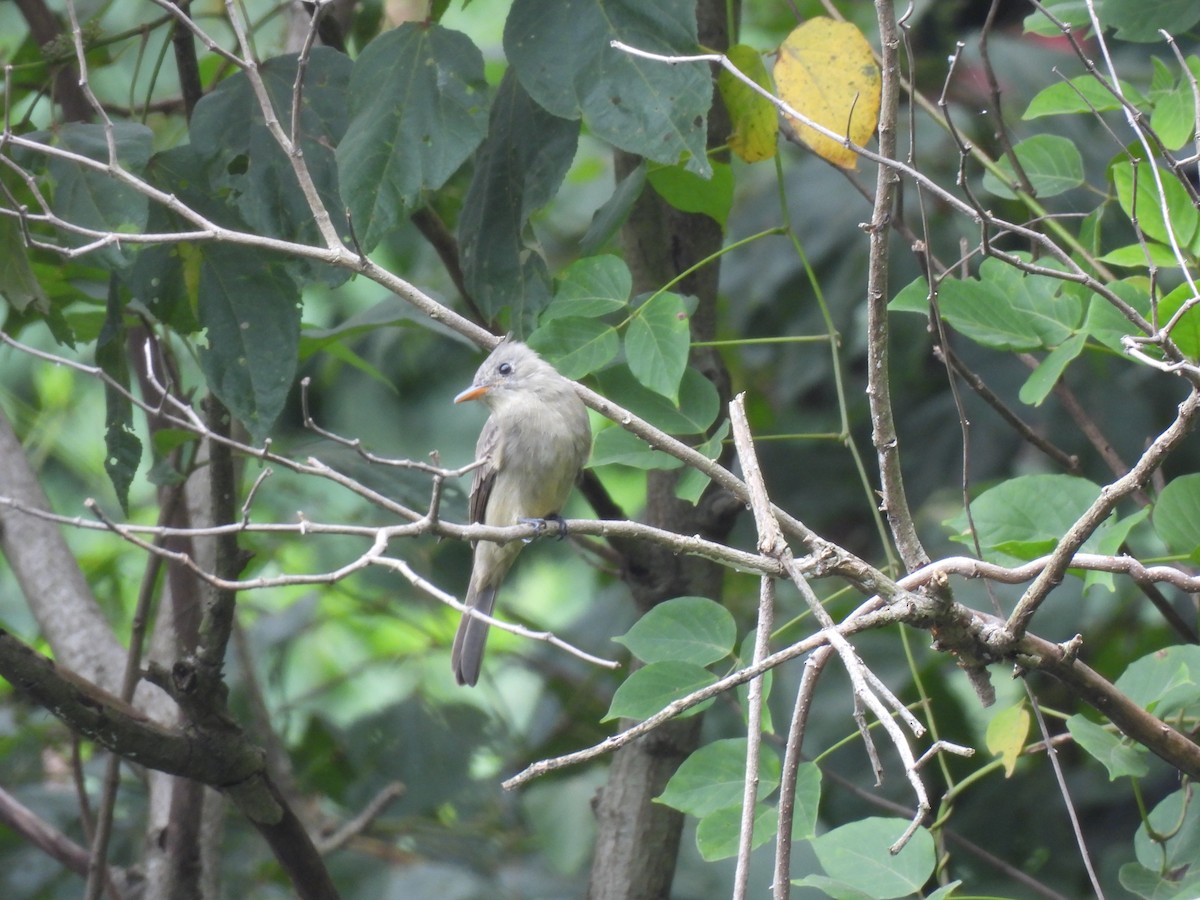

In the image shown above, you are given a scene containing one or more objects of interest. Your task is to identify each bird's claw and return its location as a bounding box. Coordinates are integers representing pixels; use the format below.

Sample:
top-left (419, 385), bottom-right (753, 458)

top-left (518, 514), bottom-right (568, 542)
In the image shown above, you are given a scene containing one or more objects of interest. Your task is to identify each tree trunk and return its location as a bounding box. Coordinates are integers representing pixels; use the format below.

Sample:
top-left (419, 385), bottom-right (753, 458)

top-left (586, 2), bottom-right (737, 896)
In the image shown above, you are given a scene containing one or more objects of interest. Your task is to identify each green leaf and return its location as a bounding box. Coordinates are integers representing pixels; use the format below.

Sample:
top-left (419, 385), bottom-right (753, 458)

top-left (937, 256), bottom-right (1081, 350)
top-left (1151, 77), bottom-right (1197, 151)
top-left (24, 123), bottom-right (153, 271)
top-left (985, 701), bottom-right (1030, 777)
top-left (190, 48), bottom-right (351, 284)
top-left (1119, 861), bottom-right (1200, 899)
top-left (591, 426), bottom-right (683, 470)
top-left (1111, 159), bottom-right (1199, 252)
top-left (1158, 283), bottom-right (1200, 361)
top-left (647, 161), bottom-right (734, 227)
top-left (1023, 1), bottom-right (1092, 37)
top-left (504, 0), bottom-right (712, 176)
top-left (460, 70), bottom-right (580, 324)
top-left (580, 163), bottom-right (647, 255)
top-left (695, 802), bottom-right (777, 861)
top-left (614, 595), bottom-right (736, 664)
top-left (674, 419), bottom-right (729, 504)
top-left (1102, 0), bottom-right (1200, 42)
top-left (542, 255), bottom-right (632, 320)
top-left (1096, 241), bottom-right (1185, 268)
top-left (1133, 789), bottom-right (1200, 882)
top-left (1114, 645), bottom-right (1200, 719)
top-left (948, 474), bottom-right (1101, 561)
top-left (888, 275), bottom-right (930, 314)
top-left (626, 292), bottom-right (690, 402)
top-left (197, 245), bottom-right (301, 444)
top-left (604, 661), bottom-right (716, 721)
top-left (526, 316), bottom-right (619, 378)
top-left (1018, 331), bottom-right (1086, 406)
top-left (809, 817), bottom-right (936, 899)
top-left (1082, 505), bottom-right (1148, 594)
top-left (337, 23), bottom-right (489, 251)
top-left (1082, 279), bottom-right (1151, 353)
top-left (0, 216), bottom-right (48, 313)
top-left (1066, 714), bottom-right (1149, 779)
top-left (96, 281), bottom-right (141, 514)
top-left (1154, 474), bottom-right (1200, 559)
top-left (594, 364), bottom-right (718, 435)
top-left (1023, 75), bottom-right (1138, 118)
top-left (982, 135), bottom-right (1084, 199)
top-left (656, 738), bottom-right (782, 817)
top-left (718, 44), bottom-right (778, 163)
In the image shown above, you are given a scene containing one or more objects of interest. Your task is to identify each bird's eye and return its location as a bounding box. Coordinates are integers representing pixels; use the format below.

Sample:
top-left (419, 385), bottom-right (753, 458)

top-left (498, 362), bottom-right (514, 376)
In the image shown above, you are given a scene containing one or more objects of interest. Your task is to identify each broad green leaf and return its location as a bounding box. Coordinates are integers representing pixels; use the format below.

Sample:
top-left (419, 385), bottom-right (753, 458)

top-left (647, 161), bottom-right (734, 227)
top-left (1097, 241), bottom-right (1184, 268)
top-left (656, 738), bottom-right (782, 817)
top-left (0, 216), bottom-right (48, 313)
top-left (614, 595), bottom-right (736, 665)
top-left (774, 18), bottom-right (881, 170)
top-left (1151, 77), bottom-right (1197, 151)
top-left (197, 245), bottom-right (301, 444)
top-left (809, 817), bottom-right (936, 899)
top-left (1018, 331), bottom-right (1086, 406)
top-left (1154, 474), bottom-right (1200, 560)
top-left (460, 71), bottom-right (579, 323)
top-left (626, 292), bottom-right (690, 402)
top-left (1023, 0), bottom-right (1091, 37)
top-left (947, 474), bottom-right (1101, 560)
top-left (1133, 788), bottom-right (1200, 875)
top-left (591, 426), bottom-right (683, 470)
top-left (982, 135), bottom-right (1084, 199)
top-left (937, 256), bottom-right (1081, 351)
top-left (790, 875), bottom-right (874, 899)
top-left (190, 48), bottom-right (351, 285)
top-left (888, 275), bottom-right (930, 314)
top-left (23, 123), bottom-right (152, 271)
top-left (1082, 279), bottom-right (1151, 354)
top-left (504, 0), bottom-right (712, 176)
top-left (1119, 862), bottom-right (1200, 899)
top-left (594, 364), bottom-right (719, 435)
top-left (674, 419), bottom-right (730, 504)
top-left (604, 661), bottom-right (716, 721)
top-left (1103, 0), bottom-right (1200, 42)
top-left (1111, 159), bottom-right (1199, 252)
top-left (1023, 75), bottom-right (1138, 119)
top-left (526, 317), bottom-right (619, 378)
top-left (985, 702), bottom-right (1030, 777)
top-left (1066, 714), bottom-right (1149, 780)
top-left (542, 255), bottom-right (632, 321)
top-left (718, 44), bottom-right (778, 163)
top-left (695, 802), bottom-right (777, 861)
top-left (96, 283), bottom-right (141, 514)
top-left (1082, 506), bottom-right (1148, 594)
top-left (580, 164), bottom-right (647, 255)
top-left (337, 23), bottom-right (489, 251)
top-left (1114, 645), bottom-right (1200, 718)
top-left (1158, 283), bottom-right (1200, 361)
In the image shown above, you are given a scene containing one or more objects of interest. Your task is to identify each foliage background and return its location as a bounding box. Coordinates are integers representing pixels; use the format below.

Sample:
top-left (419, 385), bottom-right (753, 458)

top-left (1, 0), bottom-right (1199, 898)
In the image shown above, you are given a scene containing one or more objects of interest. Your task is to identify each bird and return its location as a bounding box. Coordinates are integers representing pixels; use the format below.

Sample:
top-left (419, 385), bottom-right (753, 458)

top-left (450, 340), bottom-right (592, 686)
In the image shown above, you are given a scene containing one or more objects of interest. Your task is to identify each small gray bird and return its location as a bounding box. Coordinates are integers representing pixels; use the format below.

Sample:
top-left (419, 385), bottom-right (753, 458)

top-left (451, 340), bottom-right (592, 686)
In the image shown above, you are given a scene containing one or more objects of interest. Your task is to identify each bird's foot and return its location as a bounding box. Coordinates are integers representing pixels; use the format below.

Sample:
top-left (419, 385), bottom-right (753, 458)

top-left (518, 514), bottom-right (568, 542)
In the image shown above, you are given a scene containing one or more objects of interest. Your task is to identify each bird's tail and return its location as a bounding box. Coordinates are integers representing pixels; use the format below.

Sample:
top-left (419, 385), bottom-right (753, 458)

top-left (451, 581), bottom-right (497, 686)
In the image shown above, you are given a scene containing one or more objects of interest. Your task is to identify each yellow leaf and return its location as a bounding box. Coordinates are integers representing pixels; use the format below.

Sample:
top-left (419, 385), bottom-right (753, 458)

top-left (985, 701), bottom-right (1031, 778)
top-left (773, 18), bottom-right (881, 169)
top-left (718, 45), bottom-right (778, 163)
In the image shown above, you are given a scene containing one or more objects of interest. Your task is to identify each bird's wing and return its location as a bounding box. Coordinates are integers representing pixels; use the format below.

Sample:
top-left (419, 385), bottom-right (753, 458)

top-left (469, 415), bottom-right (502, 526)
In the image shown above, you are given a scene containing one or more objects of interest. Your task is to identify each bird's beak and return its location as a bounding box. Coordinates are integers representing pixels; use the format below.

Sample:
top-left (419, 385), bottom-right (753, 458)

top-left (454, 384), bottom-right (489, 404)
